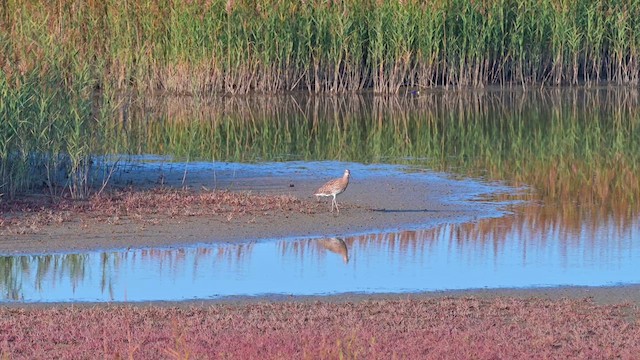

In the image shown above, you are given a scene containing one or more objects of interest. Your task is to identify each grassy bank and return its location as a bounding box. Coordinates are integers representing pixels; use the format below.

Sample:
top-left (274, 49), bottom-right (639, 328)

top-left (2, 0), bottom-right (640, 95)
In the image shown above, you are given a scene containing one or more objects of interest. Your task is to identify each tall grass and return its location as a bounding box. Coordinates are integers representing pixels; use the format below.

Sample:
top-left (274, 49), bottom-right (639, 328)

top-left (0, 70), bottom-right (101, 199)
top-left (2, 0), bottom-right (640, 95)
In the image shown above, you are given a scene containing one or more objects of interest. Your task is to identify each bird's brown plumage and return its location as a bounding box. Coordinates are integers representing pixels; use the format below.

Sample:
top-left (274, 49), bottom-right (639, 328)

top-left (314, 169), bottom-right (350, 213)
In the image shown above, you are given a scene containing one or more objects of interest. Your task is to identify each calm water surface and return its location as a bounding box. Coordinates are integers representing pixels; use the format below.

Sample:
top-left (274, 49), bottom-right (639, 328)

top-left (2, 212), bottom-right (639, 302)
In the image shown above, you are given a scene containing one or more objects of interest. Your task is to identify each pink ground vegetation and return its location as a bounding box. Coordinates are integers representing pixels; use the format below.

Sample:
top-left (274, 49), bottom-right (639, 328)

top-left (1, 297), bottom-right (638, 359)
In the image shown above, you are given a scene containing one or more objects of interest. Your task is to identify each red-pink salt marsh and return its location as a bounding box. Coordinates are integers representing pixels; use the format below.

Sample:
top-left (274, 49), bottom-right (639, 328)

top-left (1, 298), bottom-right (638, 359)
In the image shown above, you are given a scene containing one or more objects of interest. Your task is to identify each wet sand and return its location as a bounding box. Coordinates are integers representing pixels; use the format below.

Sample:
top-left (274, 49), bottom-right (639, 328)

top-left (0, 165), bottom-right (502, 254)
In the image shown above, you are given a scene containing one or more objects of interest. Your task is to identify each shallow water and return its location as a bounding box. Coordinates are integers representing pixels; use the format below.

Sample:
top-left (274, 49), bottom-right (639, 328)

top-left (2, 211), bottom-right (639, 302)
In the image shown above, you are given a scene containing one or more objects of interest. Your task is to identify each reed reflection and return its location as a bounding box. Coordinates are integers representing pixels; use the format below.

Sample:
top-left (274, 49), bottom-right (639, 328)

top-left (0, 254), bottom-right (88, 301)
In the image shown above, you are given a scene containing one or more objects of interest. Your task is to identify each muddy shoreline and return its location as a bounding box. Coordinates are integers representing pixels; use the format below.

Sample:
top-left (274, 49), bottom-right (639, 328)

top-left (5, 285), bottom-right (640, 308)
top-left (0, 162), bottom-right (508, 254)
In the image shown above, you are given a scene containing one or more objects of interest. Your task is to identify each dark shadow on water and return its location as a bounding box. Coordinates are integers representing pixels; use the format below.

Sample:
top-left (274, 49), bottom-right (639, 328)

top-left (370, 208), bottom-right (436, 213)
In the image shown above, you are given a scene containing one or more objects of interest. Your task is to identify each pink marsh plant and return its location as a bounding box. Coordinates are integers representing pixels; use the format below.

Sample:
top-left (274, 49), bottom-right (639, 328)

top-left (1, 297), bottom-right (639, 359)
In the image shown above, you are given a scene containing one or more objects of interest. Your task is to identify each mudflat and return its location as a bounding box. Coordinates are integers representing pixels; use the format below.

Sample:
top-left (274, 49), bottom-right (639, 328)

top-left (0, 165), bottom-right (501, 254)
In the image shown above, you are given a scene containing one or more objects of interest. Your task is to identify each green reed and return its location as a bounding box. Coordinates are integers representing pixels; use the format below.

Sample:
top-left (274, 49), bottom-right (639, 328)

top-left (3, 0), bottom-right (640, 95)
top-left (0, 70), bottom-right (101, 199)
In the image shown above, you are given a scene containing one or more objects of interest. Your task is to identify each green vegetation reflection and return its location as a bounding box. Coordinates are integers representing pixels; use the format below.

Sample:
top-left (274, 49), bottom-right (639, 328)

top-left (0, 254), bottom-right (88, 301)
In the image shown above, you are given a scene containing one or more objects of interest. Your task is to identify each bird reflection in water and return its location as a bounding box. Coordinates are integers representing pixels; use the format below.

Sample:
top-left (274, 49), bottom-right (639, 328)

top-left (317, 237), bottom-right (349, 264)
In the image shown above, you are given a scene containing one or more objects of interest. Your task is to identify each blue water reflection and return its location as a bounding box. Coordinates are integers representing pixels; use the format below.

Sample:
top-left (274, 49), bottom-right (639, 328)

top-left (2, 209), bottom-right (639, 302)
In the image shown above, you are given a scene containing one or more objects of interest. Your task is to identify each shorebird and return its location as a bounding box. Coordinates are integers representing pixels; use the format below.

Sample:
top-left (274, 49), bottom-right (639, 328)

top-left (314, 169), bottom-right (350, 213)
